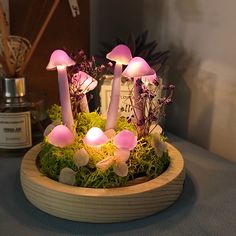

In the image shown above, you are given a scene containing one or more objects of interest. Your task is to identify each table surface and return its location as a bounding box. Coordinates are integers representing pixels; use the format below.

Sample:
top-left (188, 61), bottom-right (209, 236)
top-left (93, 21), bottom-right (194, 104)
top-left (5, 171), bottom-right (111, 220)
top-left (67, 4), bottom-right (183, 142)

top-left (0, 134), bottom-right (236, 236)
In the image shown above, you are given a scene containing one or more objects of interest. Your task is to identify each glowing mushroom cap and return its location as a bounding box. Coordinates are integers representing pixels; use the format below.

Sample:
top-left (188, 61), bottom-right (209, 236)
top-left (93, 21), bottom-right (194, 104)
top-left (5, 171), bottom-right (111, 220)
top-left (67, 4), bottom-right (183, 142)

top-left (47, 125), bottom-right (75, 148)
top-left (106, 44), bottom-right (132, 65)
top-left (83, 127), bottom-right (108, 146)
top-left (113, 130), bottom-right (137, 150)
top-left (72, 71), bottom-right (98, 93)
top-left (122, 57), bottom-right (155, 78)
top-left (46, 49), bottom-right (75, 70)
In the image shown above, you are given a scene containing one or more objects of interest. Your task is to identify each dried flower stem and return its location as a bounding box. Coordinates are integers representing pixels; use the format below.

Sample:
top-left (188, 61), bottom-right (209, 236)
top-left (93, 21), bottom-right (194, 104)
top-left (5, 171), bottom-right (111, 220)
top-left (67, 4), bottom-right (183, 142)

top-left (126, 76), bottom-right (174, 138)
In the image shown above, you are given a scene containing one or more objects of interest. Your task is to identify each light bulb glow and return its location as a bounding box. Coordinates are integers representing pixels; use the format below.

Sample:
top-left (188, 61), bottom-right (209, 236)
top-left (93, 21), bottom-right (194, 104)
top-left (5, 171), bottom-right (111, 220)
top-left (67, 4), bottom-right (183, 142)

top-left (122, 57), bottom-right (155, 78)
top-left (83, 127), bottom-right (108, 146)
top-left (57, 65), bottom-right (66, 70)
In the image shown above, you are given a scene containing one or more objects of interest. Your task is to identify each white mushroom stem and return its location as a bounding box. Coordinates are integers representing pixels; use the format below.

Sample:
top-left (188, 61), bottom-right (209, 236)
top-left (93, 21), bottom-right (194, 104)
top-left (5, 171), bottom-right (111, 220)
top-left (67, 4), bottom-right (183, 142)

top-left (57, 66), bottom-right (74, 132)
top-left (79, 94), bottom-right (89, 112)
top-left (105, 63), bottom-right (123, 130)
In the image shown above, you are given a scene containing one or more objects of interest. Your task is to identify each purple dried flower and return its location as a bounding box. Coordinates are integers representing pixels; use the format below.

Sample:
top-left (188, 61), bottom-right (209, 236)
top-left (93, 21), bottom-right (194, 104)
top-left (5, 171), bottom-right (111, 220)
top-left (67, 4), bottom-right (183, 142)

top-left (76, 94), bottom-right (83, 101)
top-left (97, 67), bottom-right (102, 73)
top-left (136, 78), bottom-right (142, 86)
top-left (138, 87), bottom-right (143, 94)
top-left (127, 117), bottom-right (132, 123)
top-left (88, 61), bottom-right (93, 68)
top-left (79, 50), bottom-right (84, 57)
top-left (79, 64), bottom-right (85, 70)
top-left (165, 98), bottom-right (173, 104)
top-left (153, 79), bottom-right (159, 86)
top-left (137, 118), bottom-right (145, 126)
top-left (89, 94), bottom-right (94, 100)
top-left (149, 94), bottom-right (155, 99)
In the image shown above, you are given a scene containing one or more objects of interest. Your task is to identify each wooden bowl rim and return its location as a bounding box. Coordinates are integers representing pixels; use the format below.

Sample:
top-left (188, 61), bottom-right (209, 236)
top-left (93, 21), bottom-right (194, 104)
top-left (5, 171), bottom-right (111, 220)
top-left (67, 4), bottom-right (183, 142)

top-left (21, 142), bottom-right (184, 197)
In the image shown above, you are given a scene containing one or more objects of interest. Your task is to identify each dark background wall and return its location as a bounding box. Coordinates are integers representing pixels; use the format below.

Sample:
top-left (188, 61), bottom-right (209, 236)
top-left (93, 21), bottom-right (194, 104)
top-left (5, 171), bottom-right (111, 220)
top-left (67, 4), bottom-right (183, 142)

top-left (90, 0), bottom-right (236, 163)
top-left (10, 0), bottom-right (90, 106)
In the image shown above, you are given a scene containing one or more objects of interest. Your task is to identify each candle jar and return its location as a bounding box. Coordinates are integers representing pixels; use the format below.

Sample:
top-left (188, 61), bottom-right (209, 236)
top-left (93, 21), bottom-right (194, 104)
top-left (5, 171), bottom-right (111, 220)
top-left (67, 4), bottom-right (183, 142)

top-left (0, 77), bottom-right (48, 155)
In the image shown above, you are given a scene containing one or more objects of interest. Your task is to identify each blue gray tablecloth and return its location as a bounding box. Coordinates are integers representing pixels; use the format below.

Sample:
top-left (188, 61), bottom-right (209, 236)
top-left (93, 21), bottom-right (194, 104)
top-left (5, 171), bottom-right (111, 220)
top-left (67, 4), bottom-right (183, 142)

top-left (0, 134), bottom-right (236, 236)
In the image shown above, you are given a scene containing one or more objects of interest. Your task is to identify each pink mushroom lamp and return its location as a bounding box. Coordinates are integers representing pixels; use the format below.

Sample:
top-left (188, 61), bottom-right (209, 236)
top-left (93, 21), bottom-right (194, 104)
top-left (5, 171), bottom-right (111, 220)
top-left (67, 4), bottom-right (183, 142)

top-left (47, 125), bottom-right (75, 148)
top-left (113, 130), bottom-right (137, 150)
top-left (122, 57), bottom-right (155, 136)
top-left (83, 127), bottom-right (108, 147)
top-left (96, 130), bottom-right (137, 177)
top-left (72, 71), bottom-right (98, 112)
top-left (105, 44), bottom-right (132, 130)
top-left (47, 49), bottom-right (75, 133)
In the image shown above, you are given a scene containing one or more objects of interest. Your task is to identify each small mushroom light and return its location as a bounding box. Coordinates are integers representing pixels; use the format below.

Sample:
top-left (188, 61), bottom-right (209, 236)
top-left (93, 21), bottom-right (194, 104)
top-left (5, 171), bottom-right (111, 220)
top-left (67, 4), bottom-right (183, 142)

top-left (47, 125), bottom-right (75, 148)
top-left (96, 130), bottom-right (137, 177)
top-left (122, 57), bottom-right (155, 134)
top-left (72, 71), bottom-right (98, 112)
top-left (59, 167), bottom-right (76, 185)
top-left (83, 127), bottom-right (108, 147)
top-left (152, 132), bottom-right (167, 157)
top-left (105, 44), bottom-right (132, 130)
top-left (47, 49), bottom-right (75, 132)
top-left (73, 148), bottom-right (90, 169)
top-left (113, 130), bottom-right (137, 150)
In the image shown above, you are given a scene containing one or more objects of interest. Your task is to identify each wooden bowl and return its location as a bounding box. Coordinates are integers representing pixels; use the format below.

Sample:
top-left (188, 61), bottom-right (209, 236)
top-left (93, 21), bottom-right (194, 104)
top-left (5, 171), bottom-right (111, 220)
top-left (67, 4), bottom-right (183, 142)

top-left (20, 143), bottom-right (185, 223)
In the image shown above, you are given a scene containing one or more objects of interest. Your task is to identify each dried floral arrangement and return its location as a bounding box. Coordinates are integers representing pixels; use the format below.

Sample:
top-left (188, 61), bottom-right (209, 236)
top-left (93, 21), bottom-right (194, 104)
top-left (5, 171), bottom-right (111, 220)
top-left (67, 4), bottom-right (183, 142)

top-left (38, 43), bottom-right (174, 188)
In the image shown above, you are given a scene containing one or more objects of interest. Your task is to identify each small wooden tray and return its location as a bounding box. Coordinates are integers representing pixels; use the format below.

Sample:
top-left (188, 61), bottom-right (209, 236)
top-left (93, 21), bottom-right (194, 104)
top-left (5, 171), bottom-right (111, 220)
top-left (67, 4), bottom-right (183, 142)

top-left (20, 143), bottom-right (185, 223)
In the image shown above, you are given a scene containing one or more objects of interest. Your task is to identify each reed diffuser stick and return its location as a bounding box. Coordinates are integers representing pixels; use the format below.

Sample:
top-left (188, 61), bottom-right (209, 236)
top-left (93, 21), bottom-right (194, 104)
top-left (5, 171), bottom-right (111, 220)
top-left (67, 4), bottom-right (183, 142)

top-left (0, 54), bottom-right (8, 72)
top-left (19, 0), bottom-right (60, 76)
top-left (0, 2), bottom-right (14, 76)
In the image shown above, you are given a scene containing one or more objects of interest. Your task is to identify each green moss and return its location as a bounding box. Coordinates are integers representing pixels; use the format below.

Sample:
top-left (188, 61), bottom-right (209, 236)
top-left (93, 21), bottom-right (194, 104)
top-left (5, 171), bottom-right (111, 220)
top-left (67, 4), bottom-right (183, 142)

top-left (75, 111), bottom-right (106, 139)
top-left (48, 104), bottom-right (62, 121)
top-left (48, 104), bottom-right (136, 134)
top-left (116, 117), bottom-right (136, 133)
top-left (39, 108), bottom-right (170, 188)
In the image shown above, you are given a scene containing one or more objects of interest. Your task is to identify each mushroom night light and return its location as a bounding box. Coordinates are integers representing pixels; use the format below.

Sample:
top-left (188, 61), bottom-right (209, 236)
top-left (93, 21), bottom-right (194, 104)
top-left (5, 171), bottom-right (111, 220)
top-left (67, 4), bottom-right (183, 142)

top-left (105, 44), bottom-right (132, 130)
top-left (47, 124), bottom-right (75, 148)
top-left (122, 57), bottom-right (155, 136)
top-left (83, 127), bottom-right (108, 147)
top-left (71, 71), bottom-right (98, 112)
top-left (46, 49), bottom-right (75, 133)
top-left (19, 37), bottom-right (185, 223)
